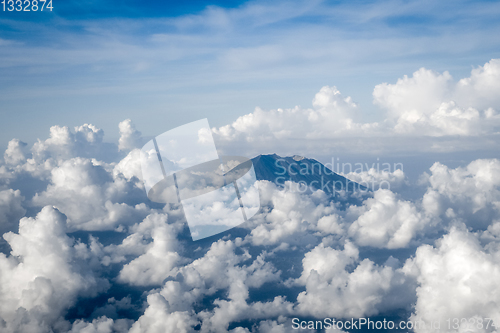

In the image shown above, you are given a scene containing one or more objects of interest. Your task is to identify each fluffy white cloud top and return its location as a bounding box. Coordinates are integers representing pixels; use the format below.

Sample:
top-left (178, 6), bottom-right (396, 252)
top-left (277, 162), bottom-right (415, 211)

top-left (213, 59), bottom-right (500, 156)
top-left (347, 189), bottom-right (433, 249)
top-left (0, 207), bottom-right (108, 333)
top-left (117, 213), bottom-right (184, 286)
top-left (404, 226), bottom-right (500, 333)
top-left (422, 158), bottom-right (500, 229)
top-left (295, 241), bottom-right (414, 318)
top-left (212, 86), bottom-right (379, 156)
top-left (32, 157), bottom-right (150, 231)
top-left (0, 189), bottom-right (25, 236)
top-left (31, 124), bottom-right (106, 162)
top-left (118, 120), bottom-right (143, 152)
top-left (3, 139), bottom-right (28, 166)
top-left (374, 59), bottom-right (500, 136)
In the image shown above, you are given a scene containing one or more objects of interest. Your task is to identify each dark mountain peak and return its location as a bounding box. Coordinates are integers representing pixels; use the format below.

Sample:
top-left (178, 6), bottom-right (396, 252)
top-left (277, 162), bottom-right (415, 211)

top-left (251, 154), bottom-right (366, 195)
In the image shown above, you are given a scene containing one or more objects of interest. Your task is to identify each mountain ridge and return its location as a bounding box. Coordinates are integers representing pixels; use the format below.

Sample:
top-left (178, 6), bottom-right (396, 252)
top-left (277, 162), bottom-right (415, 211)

top-left (251, 153), bottom-right (366, 195)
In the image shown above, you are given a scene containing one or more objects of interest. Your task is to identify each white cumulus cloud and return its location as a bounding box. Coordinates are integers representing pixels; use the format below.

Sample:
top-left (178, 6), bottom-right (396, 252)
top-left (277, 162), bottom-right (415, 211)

top-left (404, 227), bottom-right (500, 332)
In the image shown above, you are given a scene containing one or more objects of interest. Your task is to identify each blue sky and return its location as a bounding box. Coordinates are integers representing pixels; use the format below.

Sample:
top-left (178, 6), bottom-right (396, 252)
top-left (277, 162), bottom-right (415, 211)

top-left (1, 0), bottom-right (500, 150)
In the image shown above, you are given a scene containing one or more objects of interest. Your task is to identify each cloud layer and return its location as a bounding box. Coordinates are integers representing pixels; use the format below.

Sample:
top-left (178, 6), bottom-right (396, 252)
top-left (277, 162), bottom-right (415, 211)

top-left (1, 60), bottom-right (500, 331)
top-left (214, 59), bottom-right (500, 156)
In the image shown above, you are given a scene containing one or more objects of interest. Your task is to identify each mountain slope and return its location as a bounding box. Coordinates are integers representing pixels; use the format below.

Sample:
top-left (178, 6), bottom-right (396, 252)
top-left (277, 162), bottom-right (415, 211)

top-left (251, 154), bottom-right (366, 195)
